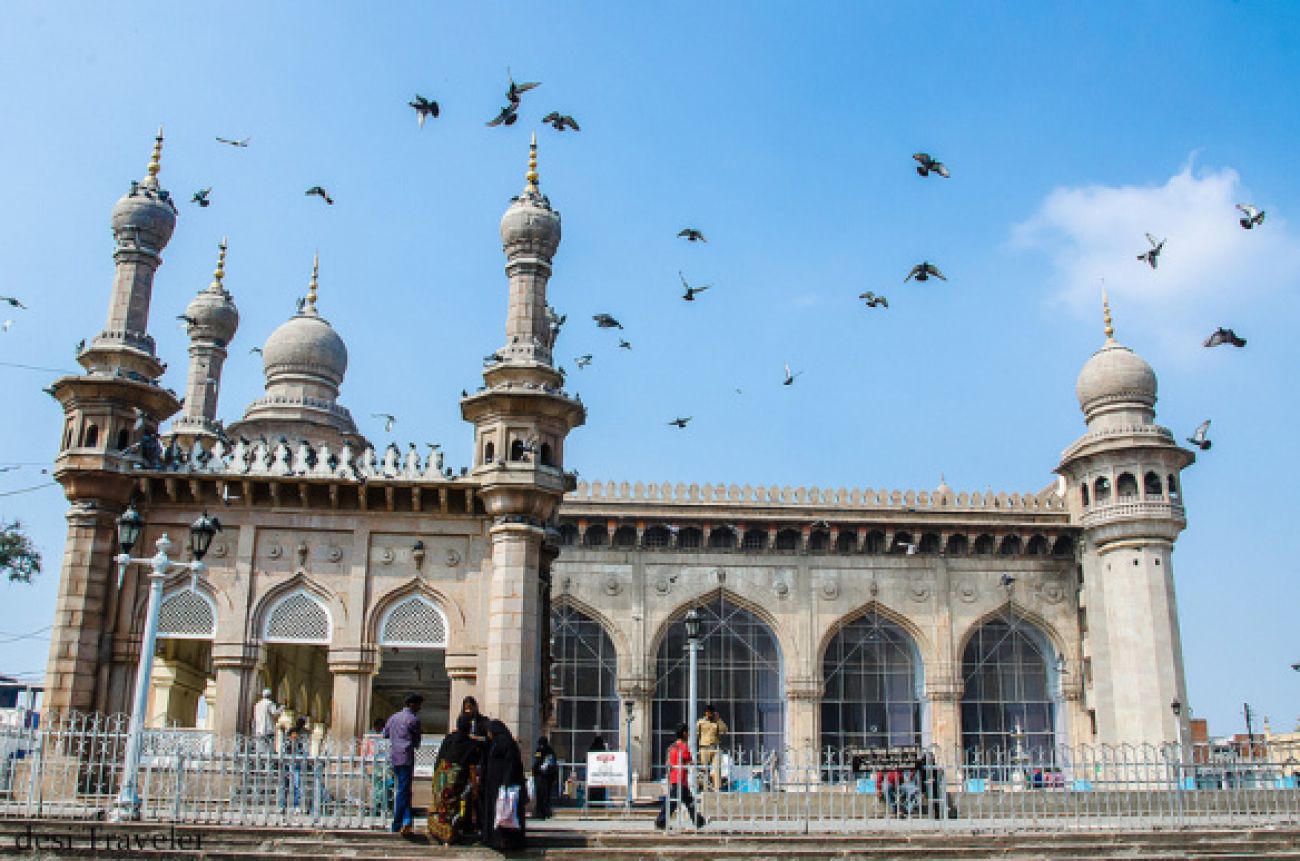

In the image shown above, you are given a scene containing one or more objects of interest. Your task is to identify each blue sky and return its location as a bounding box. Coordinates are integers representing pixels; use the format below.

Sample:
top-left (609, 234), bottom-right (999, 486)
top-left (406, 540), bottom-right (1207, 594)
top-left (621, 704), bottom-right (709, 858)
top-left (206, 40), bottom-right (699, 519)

top-left (1, 2), bottom-right (1297, 735)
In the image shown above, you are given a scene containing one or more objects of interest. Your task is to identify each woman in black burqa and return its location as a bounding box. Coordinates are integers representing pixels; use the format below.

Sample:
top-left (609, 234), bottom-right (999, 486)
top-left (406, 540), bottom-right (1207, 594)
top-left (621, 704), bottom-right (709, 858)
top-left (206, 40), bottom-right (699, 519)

top-left (480, 719), bottom-right (528, 849)
top-left (427, 714), bottom-right (483, 845)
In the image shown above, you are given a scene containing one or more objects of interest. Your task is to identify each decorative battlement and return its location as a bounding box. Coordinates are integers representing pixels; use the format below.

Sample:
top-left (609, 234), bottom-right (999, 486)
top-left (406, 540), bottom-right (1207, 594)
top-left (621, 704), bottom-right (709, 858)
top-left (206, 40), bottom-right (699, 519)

top-left (1080, 499), bottom-right (1186, 529)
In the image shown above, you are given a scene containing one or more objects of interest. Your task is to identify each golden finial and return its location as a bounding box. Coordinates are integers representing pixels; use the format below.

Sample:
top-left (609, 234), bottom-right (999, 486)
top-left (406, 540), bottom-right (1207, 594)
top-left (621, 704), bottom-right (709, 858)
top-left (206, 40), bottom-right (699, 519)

top-left (1102, 287), bottom-right (1114, 341)
top-left (526, 132), bottom-right (539, 189)
top-left (306, 252), bottom-right (319, 311)
top-left (146, 125), bottom-right (164, 178)
top-left (211, 237), bottom-right (228, 290)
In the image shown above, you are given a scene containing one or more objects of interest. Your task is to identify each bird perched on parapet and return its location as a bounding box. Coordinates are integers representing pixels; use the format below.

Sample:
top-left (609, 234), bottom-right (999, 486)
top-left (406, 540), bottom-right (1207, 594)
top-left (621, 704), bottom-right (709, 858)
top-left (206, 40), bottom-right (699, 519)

top-left (372, 413), bottom-right (396, 433)
top-left (75, 339), bottom-right (85, 354)
top-left (1137, 233), bottom-right (1165, 269)
top-left (177, 314), bottom-right (197, 330)
top-left (897, 540), bottom-right (919, 555)
top-left (0, 296), bottom-right (26, 309)
top-left (668, 417), bottom-right (692, 428)
top-left (1203, 327), bottom-right (1247, 348)
top-left (306, 186), bottom-right (334, 205)
top-left (593, 313), bottom-right (623, 329)
top-left (1186, 419), bottom-right (1212, 450)
top-left (905, 262), bottom-right (946, 282)
top-left (1236, 203), bottom-right (1265, 229)
top-left (859, 291), bottom-right (888, 308)
top-left (542, 112), bottom-right (579, 131)
top-left (679, 271), bottom-right (711, 301)
top-left (132, 407), bottom-right (147, 431)
top-left (782, 363), bottom-right (802, 386)
top-left (618, 339), bottom-right (632, 350)
top-left (999, 572), bottom-right (1016, 588)
top-left (574, 355), bottom-right (593, 370)
top-left (409, 95), bottom-right (440, 128)
top-left (486, 103), bottom-right (519, 127)
top-left (678, 228), bottom-right (707, 243)
top-left (191, 187), bottom-right (212, 207)
top-left (215, 136), bottom-right (250, 147)
top-left (912, 152), bottom-right (950, 178)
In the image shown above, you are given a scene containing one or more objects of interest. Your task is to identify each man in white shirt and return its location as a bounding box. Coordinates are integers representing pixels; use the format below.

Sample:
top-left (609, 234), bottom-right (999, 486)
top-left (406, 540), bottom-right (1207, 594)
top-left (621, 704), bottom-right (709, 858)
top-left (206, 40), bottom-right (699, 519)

top-left (252, 688), bottom-right (282, 753)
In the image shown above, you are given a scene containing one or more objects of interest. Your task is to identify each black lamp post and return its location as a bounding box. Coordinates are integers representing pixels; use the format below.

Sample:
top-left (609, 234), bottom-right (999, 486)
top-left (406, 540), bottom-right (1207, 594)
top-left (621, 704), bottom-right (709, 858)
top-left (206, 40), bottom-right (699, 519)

top-left (684, 608), bottom-right (702, 761)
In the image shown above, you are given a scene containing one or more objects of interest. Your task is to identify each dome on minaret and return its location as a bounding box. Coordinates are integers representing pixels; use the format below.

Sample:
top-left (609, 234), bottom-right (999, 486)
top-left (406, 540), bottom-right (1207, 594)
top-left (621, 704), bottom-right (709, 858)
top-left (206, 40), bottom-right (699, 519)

top-left (500, 134), bottom-right (561, 259)
top-left (110, 128), bottom-right (177, 252)
top-left (260, 255), bottom-right (348, 388)
top-left (184, 239), bottom-right (239, 344)
top-left (1075, 294), bottom-right (1157, 423)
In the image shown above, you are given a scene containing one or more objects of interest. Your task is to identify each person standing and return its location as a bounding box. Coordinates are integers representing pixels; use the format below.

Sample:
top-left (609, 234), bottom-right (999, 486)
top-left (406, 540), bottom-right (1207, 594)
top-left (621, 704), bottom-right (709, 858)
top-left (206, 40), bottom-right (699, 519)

top-left (428, 714), bottom-right (482, 845)
top-left (480, 720), bottom-right (528, 850)
top-left (654, 723), bottom-right (705, 829)
top-left (251, 688), bottom-right (282, 754)
top-left (383, 693), bottom-right (424, 836)
top-left (531, 735), bottom-right (559, 819)
top-left (696, 704), bottom-right (728, 791)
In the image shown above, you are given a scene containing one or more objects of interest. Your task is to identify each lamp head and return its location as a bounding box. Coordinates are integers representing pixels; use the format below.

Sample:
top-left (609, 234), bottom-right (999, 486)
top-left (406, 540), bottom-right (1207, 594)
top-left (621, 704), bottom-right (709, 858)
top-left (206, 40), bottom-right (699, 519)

top-left (117, 505), bottom-right (144, 555)
top-left (684, 607), bottom-right (701, 642)
top-left (1171, 698), bottom-right (1183, 717)
top-left (188, 511), bottom-right (222, 561)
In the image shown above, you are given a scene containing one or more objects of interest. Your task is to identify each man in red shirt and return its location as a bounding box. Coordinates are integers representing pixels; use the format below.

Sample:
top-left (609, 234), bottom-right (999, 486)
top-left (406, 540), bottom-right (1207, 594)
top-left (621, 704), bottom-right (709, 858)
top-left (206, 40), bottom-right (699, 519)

top-left (654, 723), bottom-right (706, 829)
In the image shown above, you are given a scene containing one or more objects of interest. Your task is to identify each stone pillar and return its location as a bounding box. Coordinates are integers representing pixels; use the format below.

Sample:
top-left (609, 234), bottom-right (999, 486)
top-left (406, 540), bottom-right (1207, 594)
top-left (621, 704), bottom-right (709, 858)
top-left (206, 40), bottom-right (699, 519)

top-left (202, 679), bottom-right (217, 730)
top-left (483, 522), bottom-right (543, 753)
top-left (148, 656), bottom-right (209, 727)
top-left (329, 647), bottom-right (376, 741)
top-left (618, 677), bottom-right (654, 781)
top-left (926, 678), bottom-right (963, 754)
top-left (211, 642), bottom-right (261, 737)
top-left (786, 677), bottom-right (822, 752)
top-left (445, 652), bottom-right (479, 732)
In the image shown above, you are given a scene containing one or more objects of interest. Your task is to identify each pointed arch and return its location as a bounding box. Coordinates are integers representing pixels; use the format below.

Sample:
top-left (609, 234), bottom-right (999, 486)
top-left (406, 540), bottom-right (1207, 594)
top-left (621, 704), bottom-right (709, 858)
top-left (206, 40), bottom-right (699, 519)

top-left (367, 578), bottom-right (466, 648)
top-left (549, 598), bottom-right (621, 764)
top-left (156, 587), bottom-right (218, 640)
top-left (253, 575), bottom-right (340, 644)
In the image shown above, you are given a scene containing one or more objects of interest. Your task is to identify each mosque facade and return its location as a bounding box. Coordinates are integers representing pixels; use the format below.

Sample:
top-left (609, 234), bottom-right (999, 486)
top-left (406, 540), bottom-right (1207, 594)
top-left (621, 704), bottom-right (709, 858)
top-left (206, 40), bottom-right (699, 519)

top-left (43, 133), bottom-right (1195, 775)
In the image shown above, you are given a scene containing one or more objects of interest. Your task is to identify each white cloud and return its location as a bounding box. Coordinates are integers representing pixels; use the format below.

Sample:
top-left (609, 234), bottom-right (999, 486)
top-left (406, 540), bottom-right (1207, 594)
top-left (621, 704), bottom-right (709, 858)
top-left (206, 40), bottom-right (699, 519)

top-left (1012, 162), bottom-right (1300, 357)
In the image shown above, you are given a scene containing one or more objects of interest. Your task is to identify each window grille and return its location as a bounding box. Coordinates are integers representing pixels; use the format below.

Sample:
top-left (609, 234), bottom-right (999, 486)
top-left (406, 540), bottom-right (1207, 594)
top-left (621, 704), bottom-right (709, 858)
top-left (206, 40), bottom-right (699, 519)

top-left (550, 604), bottom-right (619, 765)
top-left (378, 596), bottom-right (448, 647)
top-left (960, 616), bottom-right (1057, 763)
top-left (821, 612), bottom-right (922, 752)
top-left (643, 526), bottom-right (671, 548)
top-left (263, 591), bottom-right (332, 644)
top-left (156, 589), bottom-right (217, 639)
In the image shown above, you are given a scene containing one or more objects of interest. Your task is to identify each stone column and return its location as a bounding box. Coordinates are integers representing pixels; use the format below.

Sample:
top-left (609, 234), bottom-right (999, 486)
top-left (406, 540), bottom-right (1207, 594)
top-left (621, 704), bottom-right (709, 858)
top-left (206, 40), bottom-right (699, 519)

top-left (211, 642), bottom-right (261, 737)
top-left (445, 652), bottom-right (479, 732)
top-left (483, 522), bottom-right (543, 753)
top-left (148, 657), bottom-right (208, 727)
top-left (618, 677), bottom-right (655, 782)
top-left (329, 646), bottom-right (376, 741)
top-left (925, 680), bottom-right (963, 754)
top-left (786, 677), bottom-right (822, 752)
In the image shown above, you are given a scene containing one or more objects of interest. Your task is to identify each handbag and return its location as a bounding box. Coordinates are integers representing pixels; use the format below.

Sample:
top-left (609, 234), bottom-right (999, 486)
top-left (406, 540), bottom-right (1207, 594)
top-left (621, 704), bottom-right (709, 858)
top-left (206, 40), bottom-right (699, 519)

top-left (495, 784), bottom-right (521, 830)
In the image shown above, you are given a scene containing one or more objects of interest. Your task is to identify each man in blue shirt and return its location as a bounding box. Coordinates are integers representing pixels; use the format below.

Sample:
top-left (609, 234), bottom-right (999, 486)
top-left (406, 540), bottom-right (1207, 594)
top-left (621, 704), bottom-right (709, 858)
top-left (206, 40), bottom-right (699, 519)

top-left (383, 693), bottom-right (424, 835)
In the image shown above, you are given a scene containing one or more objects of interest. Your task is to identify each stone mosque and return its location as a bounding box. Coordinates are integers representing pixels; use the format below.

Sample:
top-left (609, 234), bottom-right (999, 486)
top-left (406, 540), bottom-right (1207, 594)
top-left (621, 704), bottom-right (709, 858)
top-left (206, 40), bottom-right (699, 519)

top-left (44, 132), bottom-right (1196, 775)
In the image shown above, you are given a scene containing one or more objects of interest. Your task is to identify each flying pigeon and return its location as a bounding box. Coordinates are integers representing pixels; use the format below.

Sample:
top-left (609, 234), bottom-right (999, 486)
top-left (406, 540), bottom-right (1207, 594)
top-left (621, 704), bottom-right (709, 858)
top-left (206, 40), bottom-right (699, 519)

top-left (1186, 420), bottom-right (1212, 451)
top-left (486, 103), bottom-right (519, 127)
top-left (506, 71), bottom-right (540, 105)
top-left (372, 413), bottom-right (396, 433)
top-left (542, 112), bottom-right (580, 132)
top-left (678, 228), bottom-right (707, 243)
top-left (215, 136), bottom-right (250, 147)
top-left (905, 262), bottom-right (946, 282)
top-left (1138, 233), bottom-right (1165, 269)
top-left (618, 339), bottom-right (632, 350)
top-left (782, 363), bottom-right (802, 386)
top-left (999, 573), bottom-right (1017, 588)
top-left (574, 355), bottom-right (592, 370)
top-left (409, 95), bottom-right (440, 128)
top-left (250, 346), bottom-right (263, 355)
top-left (912, 152), bottom-right (950, 178)
top-left (1, 320), bottom-right (11, 333)
top-left (177, 314), bottom-right (197, 329)
top-left (306, 186), bottom-right (334, 205)
top-left (668, 417), bottom-right (692, 428)
top-left (0, 296), bottom-right (26, 309)
top-left (859, 291), bottom-right (888, 308)
top-left (191, 188), bottom-right (212, 207)
top-left (1236, 204), bottom-right (1265, 229)
top-left (679, 271), bottom-right (712, 301)
top-left (1203, 327), bottom-right (1246, 348)
top-left (593, 313), bottom-right (623, 329)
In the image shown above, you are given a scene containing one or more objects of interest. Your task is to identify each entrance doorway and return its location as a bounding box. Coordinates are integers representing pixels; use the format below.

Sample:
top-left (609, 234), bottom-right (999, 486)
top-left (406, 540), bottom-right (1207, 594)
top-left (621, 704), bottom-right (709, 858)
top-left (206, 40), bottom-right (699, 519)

top-left (370, 595), bottom-right (451, 732)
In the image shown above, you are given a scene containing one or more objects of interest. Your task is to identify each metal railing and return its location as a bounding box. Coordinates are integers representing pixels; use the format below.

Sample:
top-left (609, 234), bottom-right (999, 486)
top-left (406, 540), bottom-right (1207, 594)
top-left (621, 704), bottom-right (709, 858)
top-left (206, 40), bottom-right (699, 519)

top-left (0, 712), bottom-right (392, 828)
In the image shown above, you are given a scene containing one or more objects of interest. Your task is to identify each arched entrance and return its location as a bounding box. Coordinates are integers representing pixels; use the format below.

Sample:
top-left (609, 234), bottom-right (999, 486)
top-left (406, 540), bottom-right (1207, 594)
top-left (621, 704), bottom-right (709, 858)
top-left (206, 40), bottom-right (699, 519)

top-left (150, 587), bottom-right (217, 728)
top-left (960, 613), bottom-right (1061, 763)
top-left (261, 589), bottom-right (334, 734)
top-left (549, 602), bottom-right (619, 765)
top-left (820, 610), bottom-right (923, 752)
top-left (370, 595), bottom-right (451, 733)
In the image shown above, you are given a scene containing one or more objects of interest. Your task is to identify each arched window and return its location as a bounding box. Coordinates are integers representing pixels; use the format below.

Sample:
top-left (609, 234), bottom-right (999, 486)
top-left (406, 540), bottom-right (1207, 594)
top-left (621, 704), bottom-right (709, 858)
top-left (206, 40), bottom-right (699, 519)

top-left (973, 534), bottom-right (995, 555)
top-left (612, 526), bottom-right (637, 548)
top-left (1081, 484), bottom-right (1090, 507)
top-left (835, 531), bottom-right (858, 554)
top-left (961, 616), bottom-right (1058, 762)
top-left (558, 524), bottom-right (579, 546)
top-left (1025, 535), bottom-right (1048, 557)
top-left (891, 532), bottom-right (915, 554)
top-left (262, 590), bottom-right (332, 644)
top-left (1167, 474), bottom-right (1179, 499)
top-left (115, 428), bottom-right (130, 451)
top-left (821, 612), bottom-right (922, 752)
top-left (999, 535), bottom-right (1022, 556)
top-left (1144, 471), bottom-right (1162, 498)
top-left (483, 441), bottom-right (495, 464)
top-left (741, 529), bottom-right (767, 551)
top-left (946, 534), bottom-right (969, 556)
top-left (157, 589), bottom-right (217, 640)
top-left (708, 527), bottom-right (736, 550)
top-left (551, 604), bottom-right (620, 766)
top-left (83, 424), bottom-right (99, 448)
top-left (643, 526), bottom-right (672, 548)
top-left (677, 527), bottom-right (703, 550)
top-left (1051, 536), bottom-right (1074, 558)
top-left (808, 529), bottom-right (830, 552)
top-left (1093, 477), bottom-right (1111, 504)
top-left (378, 595), bottom-right (448, 647)
top-left (774, 529), bottom-right (800, 551)
top-left (920, 533), bottom-right (942, 554)
top-left (510, 439), bottom-right (526, 461)
top-left (1117, 472), bottom-right (1138, 499)
top-left (583, 524), bottom-right (608, 547)
top-left (653, 595), bottom-right (783, 771)
top-left (864, 531), bottom-right (886, 554)
top-left (539, 443), bottom-right (554, 467)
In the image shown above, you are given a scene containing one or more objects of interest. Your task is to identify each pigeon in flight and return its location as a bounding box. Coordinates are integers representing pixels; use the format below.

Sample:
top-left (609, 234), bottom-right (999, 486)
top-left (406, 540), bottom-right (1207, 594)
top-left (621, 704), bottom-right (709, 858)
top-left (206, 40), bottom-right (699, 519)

top-left (678, 228), bottom-right (707, 243)
top-left (575, 355), bottom-right (593, 370)
top-left (593, 313), bottom-right (623, 329)
top-left (191, 188), bottom-right (212, 208)
top-left (306, 186), bottom-right (334, 205)
top-left (506, 71), bottom-right (540, 105)
top-left (215, 136), bottom-right (250, 147)
top-left (1138, 233), bottom-right (1165, 269)
top-left (782, 363), bottom-right (802, 386)
top-left (1186, 420), bottom-right (1212, 451)
top-left (0, 296), bottom-right (26, 309)
top-left (409, 95), bottom-right (440, 128)
top-left (1203, 327), bottom-right (1246, 348)
top-left (542, 112), bottom-right (580, 132)
top-left (679, 271), bottom-right (711, 301)
top-left (618, 339), bottom-right (632, 350)
top-left (249, 346), bottom-right (263, 355)
top-left (668, 417), bottom-right (692, 428)
top-left (1236, 203), bottom-right (1266, 229)
top-left (177, 314), bottom-right (197, 329)
top-left (897, 540), bottom-right (919, 555)
top-left (912, 153), bottom-right (950, 178)
top-left (999, 573), bottom-right (1017, 588)
top-left (372, 413), bottom-right (397, 433)
top-left (1, 320), bottom-right (11, 333)
top-left (486, 103), bottom-right (519, 127)
top-left (905, 262), bottom-right (946, 282)
top-left (859, 291), bottom-right (888, 308)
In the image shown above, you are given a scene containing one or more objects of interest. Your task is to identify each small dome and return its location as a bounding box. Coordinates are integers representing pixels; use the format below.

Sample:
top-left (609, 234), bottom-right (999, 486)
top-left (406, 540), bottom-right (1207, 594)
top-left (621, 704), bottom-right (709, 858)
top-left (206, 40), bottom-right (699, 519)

top-left (500, 190), bottom-right (561, 258)
top-left (111, 177), bottom-right (177, 252)
top-left (185, 241), bottom-right (238, 343)
top-left (262, 310), bottom-right (347, 387)
top-left (1076, 340), bottom-right (1156, 412)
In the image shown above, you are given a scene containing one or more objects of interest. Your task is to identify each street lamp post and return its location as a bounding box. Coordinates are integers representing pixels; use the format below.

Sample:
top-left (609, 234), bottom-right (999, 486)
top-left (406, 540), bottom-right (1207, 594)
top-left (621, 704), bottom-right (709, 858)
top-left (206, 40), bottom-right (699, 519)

top-left (684, 609), bottom-right (702, 764)
top-left (109, 507), bottom-right (221, 822)
top-left (1170, 698), bottom-right (1186, 818)
top-left (623, 699), bottom-right (635, 809)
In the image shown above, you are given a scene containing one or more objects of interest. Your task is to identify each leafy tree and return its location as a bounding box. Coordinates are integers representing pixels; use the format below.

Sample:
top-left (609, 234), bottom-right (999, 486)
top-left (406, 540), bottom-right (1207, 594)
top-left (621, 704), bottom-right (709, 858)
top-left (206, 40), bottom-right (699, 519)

top-left (0, 521), bottom-right (41, 583)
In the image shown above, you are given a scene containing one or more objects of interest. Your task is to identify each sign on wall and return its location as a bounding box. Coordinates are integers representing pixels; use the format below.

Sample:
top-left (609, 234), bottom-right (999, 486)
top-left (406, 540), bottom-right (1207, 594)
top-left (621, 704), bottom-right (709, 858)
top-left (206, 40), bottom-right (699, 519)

top-left (586, 750), bottom-right (628, 787)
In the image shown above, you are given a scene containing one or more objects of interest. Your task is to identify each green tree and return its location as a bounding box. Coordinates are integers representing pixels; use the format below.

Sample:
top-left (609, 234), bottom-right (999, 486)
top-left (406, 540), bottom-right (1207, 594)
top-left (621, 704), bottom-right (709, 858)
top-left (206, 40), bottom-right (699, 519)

top-left (0, 521), bottom-right (41, 583)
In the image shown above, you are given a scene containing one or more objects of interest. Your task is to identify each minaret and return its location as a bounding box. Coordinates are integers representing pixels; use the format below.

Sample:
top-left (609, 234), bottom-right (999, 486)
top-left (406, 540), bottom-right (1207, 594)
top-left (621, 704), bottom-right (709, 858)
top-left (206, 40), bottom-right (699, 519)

top-left (461, 138), bottom-right (586, 749)
top-left (44, 131), bottom-right (184, 714)
top-left (1056, 294), bottom-right (1195, 746)
top-left (169, 238), bottom-right (239, 447)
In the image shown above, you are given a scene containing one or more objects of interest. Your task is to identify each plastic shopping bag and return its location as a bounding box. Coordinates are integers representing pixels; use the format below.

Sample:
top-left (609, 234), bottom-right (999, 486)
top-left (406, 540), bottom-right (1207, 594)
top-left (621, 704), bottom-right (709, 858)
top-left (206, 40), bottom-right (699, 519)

top-left (495, 784), bottom-right (521, 830)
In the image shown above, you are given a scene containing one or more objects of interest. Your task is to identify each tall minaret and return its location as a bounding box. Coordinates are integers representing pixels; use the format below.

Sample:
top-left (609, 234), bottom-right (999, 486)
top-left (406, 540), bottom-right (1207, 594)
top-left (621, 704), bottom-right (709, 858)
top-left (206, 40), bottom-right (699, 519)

top-left (169, 238), bottom-right (239, 448)
top-left (1056, 294), bottom-right (1195, 746)
top-left (461, 137), bottom-right (586, 750)
top-left (45, 131), bottom-right (183, 714)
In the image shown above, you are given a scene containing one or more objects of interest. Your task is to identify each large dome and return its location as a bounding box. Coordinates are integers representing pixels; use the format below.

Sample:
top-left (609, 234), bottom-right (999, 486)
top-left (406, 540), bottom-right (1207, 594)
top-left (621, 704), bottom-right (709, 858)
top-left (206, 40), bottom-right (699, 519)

top-left (1075, 340), bottom-right (1156, 413)
top-left (262, 310), bottom-right (347, 387)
